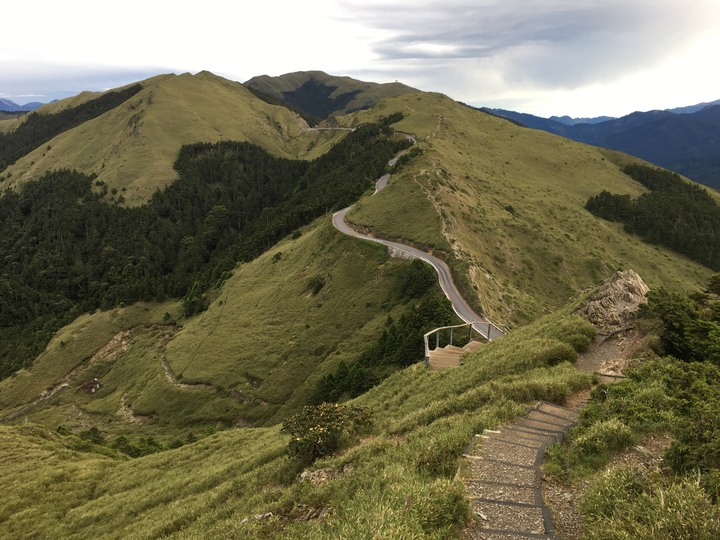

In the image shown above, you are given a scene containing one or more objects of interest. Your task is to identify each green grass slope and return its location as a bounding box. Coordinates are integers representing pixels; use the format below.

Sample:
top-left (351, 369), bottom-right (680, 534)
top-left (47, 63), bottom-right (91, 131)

top-left (344, 93), bottom-right (712, 326)
top-left (0, 301), bottom-right (179, 414)
top-left (0, 113), bottom-right (23, 130)
top-left (0, 217), bottom-right (427, 434)
top-left (0, 87), bottom-right (133, 134)
top-left (1, 72), bottom-right (345, 205)
top-left (164, 218), bottom-right (420, 425)
top-left (1, 83), bottom-right (716, 538)
top-left (0, 302), bottom-right (594, 539)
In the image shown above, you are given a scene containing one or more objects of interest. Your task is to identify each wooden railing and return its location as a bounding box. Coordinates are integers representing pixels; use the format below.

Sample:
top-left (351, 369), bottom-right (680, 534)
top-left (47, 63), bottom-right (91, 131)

top-left (423, 322), bottom-right (490, 367)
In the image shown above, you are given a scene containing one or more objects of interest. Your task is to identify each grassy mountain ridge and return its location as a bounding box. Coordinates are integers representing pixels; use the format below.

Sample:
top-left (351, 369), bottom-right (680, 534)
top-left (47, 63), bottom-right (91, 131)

top-left (0, 216), bottom-right (445, 433)
top-left (342, 93), bottom-right (712, 326)
top-left (1, 82), bottom-right (710, 427)
top-left (0, 83), bottom-right (144, 173)
top-left (0, 71), bottom-right (346, 205)
top-left (1, 73), bottom-right (718, 537)
top-left (0, 111), bottom-right (25, 127)
top-left (0, 116), bottom-right (409, 382)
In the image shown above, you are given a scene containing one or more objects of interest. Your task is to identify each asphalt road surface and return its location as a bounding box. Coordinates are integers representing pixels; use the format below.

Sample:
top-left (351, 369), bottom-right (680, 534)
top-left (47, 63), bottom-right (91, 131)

top-left (332, 204), bottom-right (505, 341)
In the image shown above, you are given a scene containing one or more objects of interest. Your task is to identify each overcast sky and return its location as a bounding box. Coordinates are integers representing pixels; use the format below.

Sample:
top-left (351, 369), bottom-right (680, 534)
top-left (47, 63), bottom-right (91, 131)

top-left (2, 0), bottom-right (719, 117)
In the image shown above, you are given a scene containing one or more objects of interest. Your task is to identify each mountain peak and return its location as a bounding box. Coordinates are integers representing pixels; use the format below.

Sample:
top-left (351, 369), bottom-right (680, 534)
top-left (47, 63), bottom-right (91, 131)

top-left (244, 70), bottom-right (418, 119)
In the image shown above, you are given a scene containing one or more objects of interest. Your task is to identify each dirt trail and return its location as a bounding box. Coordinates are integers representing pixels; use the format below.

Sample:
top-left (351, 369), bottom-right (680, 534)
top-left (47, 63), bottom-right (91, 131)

top-left (540, 328), bottom-right (648, 539)
top-left (116, 395), bottom-right (151, 424)
top-left (160, 357), bottom-right (214, 391)
top-left (1, 329), bottom-right (137, 423)
top-left (576, 329), bottom-right (644, 381)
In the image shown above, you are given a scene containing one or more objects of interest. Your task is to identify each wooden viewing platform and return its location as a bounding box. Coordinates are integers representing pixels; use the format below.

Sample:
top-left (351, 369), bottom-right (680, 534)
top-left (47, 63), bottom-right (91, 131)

top-left (427, 341), bottom-right (484, 370)
top-left (424, 323), bottom-right (489, 370)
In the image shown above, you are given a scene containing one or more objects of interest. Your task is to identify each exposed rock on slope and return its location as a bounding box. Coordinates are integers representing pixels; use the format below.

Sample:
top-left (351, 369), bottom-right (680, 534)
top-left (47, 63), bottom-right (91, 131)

top-left (577, 270), bottom-right (649, 335)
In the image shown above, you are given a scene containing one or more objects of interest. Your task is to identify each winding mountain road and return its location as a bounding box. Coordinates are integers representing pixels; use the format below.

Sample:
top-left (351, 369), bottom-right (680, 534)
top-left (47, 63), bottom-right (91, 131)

top-left (331, 168), bottom-right (504, 341)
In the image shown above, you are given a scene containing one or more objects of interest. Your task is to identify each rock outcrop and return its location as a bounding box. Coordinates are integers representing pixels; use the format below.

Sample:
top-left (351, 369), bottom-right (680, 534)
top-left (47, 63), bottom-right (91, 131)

top-left (577, 270), bottom-right (649, 335)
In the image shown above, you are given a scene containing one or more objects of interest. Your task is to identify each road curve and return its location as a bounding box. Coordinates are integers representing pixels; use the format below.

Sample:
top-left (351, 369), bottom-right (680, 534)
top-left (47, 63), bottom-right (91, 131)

top-left (332, 183), bottom-right (505, 341)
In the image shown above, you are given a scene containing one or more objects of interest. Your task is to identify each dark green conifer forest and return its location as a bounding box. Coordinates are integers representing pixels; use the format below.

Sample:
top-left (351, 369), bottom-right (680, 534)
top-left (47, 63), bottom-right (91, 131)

top-left (0, 116), bottom-right (410, 378)
top-left (586, 165), bottom-right (720, 270)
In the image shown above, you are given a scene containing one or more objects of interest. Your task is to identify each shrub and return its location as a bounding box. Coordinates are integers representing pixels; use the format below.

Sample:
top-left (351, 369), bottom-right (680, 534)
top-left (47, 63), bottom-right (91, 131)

top-left (533, 340), bottom-right (578, 366)
top-left (580, 465), bottom-right (645, 520)
top-left (574, 418), bottom-right (635, 456)
top-left (413, 426), bottom-right (471, 478)
top-left (78, 427), bottom-right (105, 445)
top-left (563, 332), bottom-right (594, 353)
top-left (664, 397), bottom-right (720, 475)
top-left (281, 403), bottom-right (373, 463)
top-left (416, 478), bottom-right (469, 533)
top-left (307, 276), bottom-right (325, 295)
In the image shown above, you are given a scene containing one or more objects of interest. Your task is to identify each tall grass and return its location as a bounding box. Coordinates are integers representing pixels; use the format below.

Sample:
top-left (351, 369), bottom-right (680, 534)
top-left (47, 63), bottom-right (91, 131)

top-left (0, 307), bottom-right (594, 538)
top-left (545, 349), bottom-right (720, 537)
top-left (582, 468), bottom-right (720, 540)
top-left (0, 219), bottom-right (427, 437)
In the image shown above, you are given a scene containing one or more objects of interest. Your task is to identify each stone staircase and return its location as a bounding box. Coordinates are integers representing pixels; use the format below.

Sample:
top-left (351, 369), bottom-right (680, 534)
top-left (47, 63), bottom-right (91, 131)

top-left (459, 402), bottom-right (581, 539)
top-left (428, 340), bottom-right (484, 370)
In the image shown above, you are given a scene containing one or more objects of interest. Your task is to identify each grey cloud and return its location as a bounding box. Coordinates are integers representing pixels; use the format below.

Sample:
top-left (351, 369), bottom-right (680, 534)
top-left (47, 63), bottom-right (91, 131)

top-left (341, 0), bottom-right (714, 89)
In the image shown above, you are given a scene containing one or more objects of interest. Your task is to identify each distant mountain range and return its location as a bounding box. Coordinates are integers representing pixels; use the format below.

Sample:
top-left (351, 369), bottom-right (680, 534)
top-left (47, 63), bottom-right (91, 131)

top-left (667, 99), bottom-right (720, 115)
top-left (483, 101), bottom-right (720, 189)
top-left (549, 115), bottom-right (615, 126)
top-left (0, 98), bottom-right (45, 112)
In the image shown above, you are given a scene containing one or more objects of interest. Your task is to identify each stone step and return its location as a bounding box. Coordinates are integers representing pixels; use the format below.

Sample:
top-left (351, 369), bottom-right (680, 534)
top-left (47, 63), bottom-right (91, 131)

top-left (472, 439), bottom-right (539, 468)
top-left (496, 425), bottom-right (558, 445)
top-left (470, 500), bottom-right (546, 536)
top-left (466, 459), bottom-right (537, 488)
top-left (463, 526), bottom-right (553, 540)
top-left (466, 480), bottom-right (536, 505)
top-left (514, 417), bottom-right (567, 435)
top-left (535, 402), bottom-right (579, 422)
top-left (460, 402), bottom-right (581, 539)
top-left (526, 409), bottom-right (575, 429)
